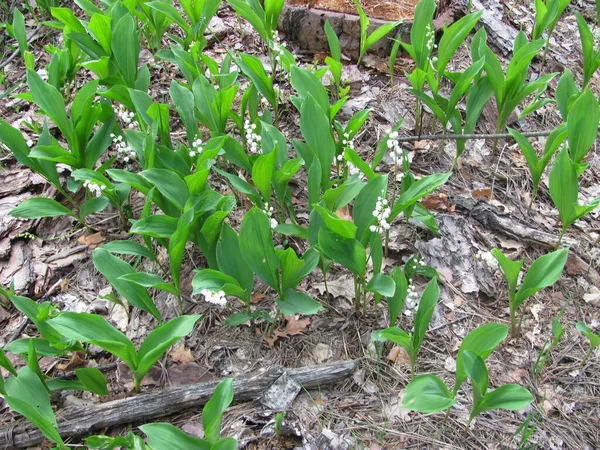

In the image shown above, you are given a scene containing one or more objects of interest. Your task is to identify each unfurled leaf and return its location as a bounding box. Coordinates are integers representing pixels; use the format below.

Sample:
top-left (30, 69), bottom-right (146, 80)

top-left (403, 374), bottom-right (456, 413)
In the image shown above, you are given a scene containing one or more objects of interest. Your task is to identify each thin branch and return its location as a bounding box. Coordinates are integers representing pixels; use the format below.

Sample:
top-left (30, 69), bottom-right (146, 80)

top-left (395, 130), bottom-right (559, 143)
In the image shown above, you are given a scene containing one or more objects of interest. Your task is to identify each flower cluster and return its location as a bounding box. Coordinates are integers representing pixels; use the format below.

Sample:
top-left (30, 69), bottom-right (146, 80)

top-left (189, 136), bottom-right (203, 158)
top-left (113, 104), bottom-right (135, 128)
top-left (244, 120), bottom-right (262, 154)
top-left (369, 191), bottom-right (391, 233)
top-left (271, 31), bottom-right (286, 64)
top-left (263, 202), bottom-right (278, 229)
top-left (425, 24), bottom-right (436, 52)
top-left (475, 250), bottom-right (499, 270)
top-left (83, 179), bottom-right (106, 197)
top-left (387, 131), bottom-right (402, 165)
top-left (404, 279), bottom-right (419, 317)
top-left (110, 133), bottom-right (136, 162)
top-left (200, 289), bottom-right (227, 307)
top-left (411, 256), bottom-right (426, 271)
top-left (337, 132), bottom-right (355, 163)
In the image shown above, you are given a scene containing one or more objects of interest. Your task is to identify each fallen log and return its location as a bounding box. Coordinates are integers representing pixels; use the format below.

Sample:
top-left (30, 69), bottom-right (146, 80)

top-left (0, 360), bottom-right (357, 449)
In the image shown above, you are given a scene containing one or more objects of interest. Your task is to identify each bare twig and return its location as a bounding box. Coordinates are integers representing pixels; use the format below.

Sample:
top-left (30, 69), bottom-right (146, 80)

top-left (395, 130), bottom-right (562, 143)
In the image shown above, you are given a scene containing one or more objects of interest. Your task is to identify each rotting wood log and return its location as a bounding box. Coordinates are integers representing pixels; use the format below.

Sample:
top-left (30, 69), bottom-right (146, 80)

top-left (0, 360), bottom-right (357, 449)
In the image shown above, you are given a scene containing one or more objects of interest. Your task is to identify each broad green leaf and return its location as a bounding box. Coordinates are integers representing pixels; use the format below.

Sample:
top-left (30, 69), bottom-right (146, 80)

top-left (314, 204), bottom-right (357, 239)
top-left (192, 269), bottom-right (248, 300)
top-left (102, 240), bottom-right (153, 258)
top-left (10, 198), bottom-right (77, 220)
top-left (300, 94), bottom-right (335, 189)
top-left (136, 315), bottom-right (201, 386)
top-left (364, 21), bottom-right (402, 58)
top-left (216, 224), bottom-right (253, 299)
top-left (461, 350), bottom-right (489, 403)
top-left (454, 322), bottom-right (508, 394)
top-left (169, 207), bottom-right (195, 292)
top-left (366, 273), bottom-right (396, 297)
top-left (202, 378), bottom-right (234, 444)
top-left (111, 13), bottom-right (139, 88)
top-left (277, 289), bottom-right (323, 315)
top-left (388, 266), bottom-right (407, 327)
top-left (555, 70), bottom-right (579, 120)
top-left (4, 337), bottom-right (65, 358)
top-left (324, 20), bottom-right (341, 61)
top-left (48, 312), bottom-right (137, 370)
top-left (353, 175), bottom-right (387, 242)
top-left (80, 197), bottom-right (109, 219)
top-left (390, 172), bottom-right (451, 220)
top-left (4, 367), bottom-right (63, 444)
top-left (140, 168), bottom-right (190, 211)
top-left (490, 249), bottom-right (523, 299)
top-left (291, 65), bottom-right (330, 114)
top-left (317, 227), bottom-right (366, 276)
top-left (251, 149), bottom-right (277, 202)
top-left (141, 423), bottom-right (211, 450)
top-left (0, 347), bottom-right (17, 376)
top-left (239, 208), bottom-right (280, 290)
top-left (13, 9), bottom-right (27, 55)
top-left (403, 374), bottom-right (456, 413)
top-left (474, 384), bottom-right (533, 415)
top-left (92, 248), bottom-right (161, 320)
top-left (576, 322), bottom-right (600, 349)
top-left (412, 278), bottom-right (439, 354)
top-left (236, 53), bottom-right (276, 108)
top-left (567, 88), bottom-right (599, 164)
top-left (130, 215), bottom-right (179, 238)
top-left (118, 272), bottom-right (178, 296)
top-left (27, 71), bottom-right (74, 146)
top-left (436, 11), bottom-right (482, 78)
top-left (514, 248), bottom-right (568, 309)
top-left (75, 368), bottom-right (109, 396)
top-left (380, 326), bottom-right (413, 360)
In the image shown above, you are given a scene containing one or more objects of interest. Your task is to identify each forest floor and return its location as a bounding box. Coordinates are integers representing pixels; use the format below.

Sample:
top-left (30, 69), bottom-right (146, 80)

top-left (0, 0), bottom-right (599, 448)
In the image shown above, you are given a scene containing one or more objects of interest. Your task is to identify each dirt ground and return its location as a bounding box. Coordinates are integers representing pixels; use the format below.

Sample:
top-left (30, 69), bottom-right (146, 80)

top-left (0, 0), bottom-right (599, 448)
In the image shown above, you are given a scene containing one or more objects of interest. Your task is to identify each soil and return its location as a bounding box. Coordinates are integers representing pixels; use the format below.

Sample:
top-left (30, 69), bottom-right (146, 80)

top-left (0, 0), bottom-right (600, 449)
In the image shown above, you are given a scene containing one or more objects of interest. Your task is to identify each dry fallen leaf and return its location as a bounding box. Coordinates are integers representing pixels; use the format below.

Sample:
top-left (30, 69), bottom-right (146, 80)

top-left (78, 232), bottom-right (104, 248)
top-left (169, 344), bottom-right (195, 364)
top-left (472, 188), bottom-right (493, 201)
top-left (57, 351), bottom-right (87, 371)
top-left (421, 193), bottom-right (449, 212)
top-left (263, 316), bottom-right (311, 348)
top-left (335, 205), bottom-right (353, 222)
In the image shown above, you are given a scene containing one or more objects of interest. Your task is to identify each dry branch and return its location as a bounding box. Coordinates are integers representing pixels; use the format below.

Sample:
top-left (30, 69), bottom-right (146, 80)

top-left (0, 360), bottom-right (357, 449)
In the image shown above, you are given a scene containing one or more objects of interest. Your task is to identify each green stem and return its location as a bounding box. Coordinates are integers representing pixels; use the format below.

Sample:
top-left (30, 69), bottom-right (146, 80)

top-left (581, 346), bottom-right (594, 366)
top-left (267, 310), bottom-right (281, 337)
top-left (354, 274), bottom-right (361, 313)
top-left (323, 273), bottom-right (331, 301)
top-left (362, 276), bottom-right (368, 316)
top-left (556, 228), bottom-right (565, 249)
top-left (510, 302), bottom-right (518, 339)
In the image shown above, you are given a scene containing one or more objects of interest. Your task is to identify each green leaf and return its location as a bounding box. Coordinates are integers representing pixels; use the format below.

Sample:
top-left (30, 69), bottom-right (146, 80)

top-left (4, 367), bottom-right (63, 445)
top-left (490, 249), bottom-right (523, 300)
top-left (380, 326), bottom-right (413, 361)
top-left (140, 169), bottom-right (190, 211)
top-left (364, 21), bottom-right (401, 58)
top-left (474, 384), bottom-right (533, 415)
top-left (576, 322), bottom-right (600, 349)
top-left (169, 207), bottom-right (195, 293)
top-left (48, 312), bottom-right (137, 371)
top-left (27, 70), bottom-right (74, 146)
top-left (136, 315), bottom-right (201, 387)
top-left (412, 278), bottom-right (439, 355)
top-left (313, 204), bottom-right (357, 239)
top-left (111, 13), bottom-right (140, 87)
top-left (75, 367), bottom-right (109, 396)
top-left (239, 208), bottom-right (280, 290)
top-left (192, 269), bottom-right (248, 300)
top-left (102, 240), bottom-right (153, 258)
top-left (141, 423), bottom-right (211, 450)
top-left (353, 174), bottom-right (387, 242)
top-left (366, 273), bottom-right (396, 297)
top-left (300, 94), bottom-right (335, 189)
top-left (454, 322), bottom-right (508, 394)
top-left (514, 248), bottom-right (568, 309)
top-left (251, 149), bottom-right (277, 202)
top-left (5, 337), bottom-right (65, 358)
top-left (216, 224), bottom-right (253, 300)
top-left (130, 215), bottom-right (179, 238)
top-left (567, 88), bottom-right (599, 164)
top-left (291, 65), bottom-right (330, 114)
top-left (13, 9), bottom-right (27, 55)
top-left (10, 197), bottom-right (77, 220)
top-left (387, 266), bottom-right (407, 327)
top-left (80, 196), bottom-right (109, 219)
top-left (92, 248), bottom-right (161, 320)
top-left (277, 289), bottom-right (323, 315)
top-left (403, 374), bottom-right (456, 413)
top-left (236, 53), bottom-right (276, 109)
top-left (324, 20), bottom-right (341, 61)
top-left (390, 172), bottom-right (451, 221)
top-left (118, 272), bottom-right (178, 296)
top-left (555, 70), bottom-right (579, 120)
top-left (0, 347), bottom-right (17, 376)
top-left (436, 11), bottom-right (482, 77)
top-left (203, 378), bottom-right (234, 444)
top-left (317, 228), bottom-right (366, 276)
top-left (462, 350), bottom-right (489, 403)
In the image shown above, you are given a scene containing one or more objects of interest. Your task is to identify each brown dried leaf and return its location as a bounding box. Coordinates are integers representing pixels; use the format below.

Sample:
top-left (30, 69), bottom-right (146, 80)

top-left (472, 188), bottom-right (493, 201)
top-left (387, 346), bottom-right (401, 362)
top-left (263, 316), bottom-right (311, 348)
top-left (169, 344), bottom-right (195, 364)
top-left (56, 351), bottom-right (87, 371)
top-left (78, 232), bottom-right (104, 248)
top-left (421, 193), bottom-right (449, 212)
top-left (335, 205), bottom-right (353, 222)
